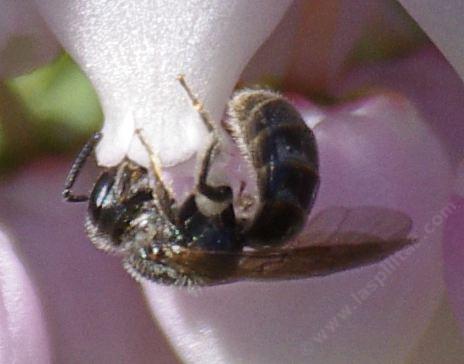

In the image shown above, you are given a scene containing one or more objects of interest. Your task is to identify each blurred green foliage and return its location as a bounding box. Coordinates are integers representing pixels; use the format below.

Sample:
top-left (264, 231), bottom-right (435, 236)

top-left (0, 53), bottom-right (102, 172)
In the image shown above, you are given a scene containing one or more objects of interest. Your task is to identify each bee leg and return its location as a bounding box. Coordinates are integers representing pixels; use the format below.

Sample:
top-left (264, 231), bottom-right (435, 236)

top-left (239, 180), bottom-right (246, 196)
top-left (62, 132), bottom-right (102, 202)
top-left (236, 181), bottom-right (255, 214)
top-left (197, 139), bottom-right (232, 202)
top-left (177, 74), bottom-right (215, 133)
top-left (177, 74), bottom-right (232, 203)
top-left (134, 129), bottom-right (177, 222)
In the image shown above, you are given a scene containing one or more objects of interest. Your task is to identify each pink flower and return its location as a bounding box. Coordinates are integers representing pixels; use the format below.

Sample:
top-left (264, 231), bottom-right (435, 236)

top-left (1, 1), bottom-right (463, 363)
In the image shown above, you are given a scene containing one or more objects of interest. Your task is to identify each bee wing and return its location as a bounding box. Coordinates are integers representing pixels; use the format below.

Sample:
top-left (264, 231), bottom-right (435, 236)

top-left (231, 206), bottom-right (414, 281)
top-left (163, 207), bottom-right (413, 284)
top-left (171, 237), bottom-right (413, 284)
top-left (192, 206), bottom-right (413, 283)
top-left (289, 205), bottom-right (413, 247)
top-left (135, 206), bottom-right (415, 285)
top-left (234, 238), bottom-right (413, 281)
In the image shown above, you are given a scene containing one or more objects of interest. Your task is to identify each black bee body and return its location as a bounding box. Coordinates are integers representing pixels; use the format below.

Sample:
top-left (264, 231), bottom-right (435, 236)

top-left (226, 90), bottom-right (319, 245)
top-left (63, 76), bottom-right (413, 287)
top-left (177, 194), bottom-right (242, 252)
top-left (80, 157), bottom-right (242, 285)
top-left (124, 193), bottom-right (243, 286)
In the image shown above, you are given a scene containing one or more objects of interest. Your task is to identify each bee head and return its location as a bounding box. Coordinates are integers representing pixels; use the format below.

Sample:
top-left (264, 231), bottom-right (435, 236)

top-left (86, 162), bottom-right (153, 253)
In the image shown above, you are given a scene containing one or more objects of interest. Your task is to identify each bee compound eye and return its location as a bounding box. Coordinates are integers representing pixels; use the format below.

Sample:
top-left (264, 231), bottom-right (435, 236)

top-left (86, 168), bottom-right (131, 248)
top-left (89, 169), bottom-right (117, 216)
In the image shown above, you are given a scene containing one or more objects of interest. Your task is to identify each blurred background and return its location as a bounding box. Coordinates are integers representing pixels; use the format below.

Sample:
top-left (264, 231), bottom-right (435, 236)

top-left (0, 1), bottom-right (428, 174)
top-left (0, 1), bottom-right (462, 363)
top-left (0, 54), bottom-right (102, 174)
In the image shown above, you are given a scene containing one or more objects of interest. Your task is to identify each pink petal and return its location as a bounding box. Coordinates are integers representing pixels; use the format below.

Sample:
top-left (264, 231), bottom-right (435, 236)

top-left (0, 0), bottom-right (59, 77)
top-left (0, 228), bottom-right (51, 363)
top-left (444, 168), bottom-right (464, 334)
top-left (282, 0), bottom-right (375, 91)
top-left (144, 94), bottom-right (452, 363)
top-left (0, 159), bottom-right (180, 363)
top-left (33, 0), bottom-right (292, 167)
top-left (337, 46), bottom-right (464, 167)
top-left (243, 0), bottom-right (425, 92)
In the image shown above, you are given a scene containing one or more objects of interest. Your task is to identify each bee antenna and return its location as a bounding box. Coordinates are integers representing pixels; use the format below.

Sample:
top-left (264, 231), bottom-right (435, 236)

top-left (63, 132), bottom-right (102, 202)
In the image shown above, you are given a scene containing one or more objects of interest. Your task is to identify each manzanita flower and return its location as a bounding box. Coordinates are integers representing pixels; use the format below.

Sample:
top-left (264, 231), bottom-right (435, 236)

top-left (0, 0), bottom-right (463, 363)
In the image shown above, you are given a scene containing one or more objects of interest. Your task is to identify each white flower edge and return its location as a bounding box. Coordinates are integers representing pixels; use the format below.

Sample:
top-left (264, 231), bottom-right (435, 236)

top-left (32, 0), bottom-right (293, 167)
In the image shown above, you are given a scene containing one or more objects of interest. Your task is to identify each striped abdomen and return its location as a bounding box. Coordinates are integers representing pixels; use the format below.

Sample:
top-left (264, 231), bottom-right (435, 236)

top-left (227, 90), bottom-right (319, 246)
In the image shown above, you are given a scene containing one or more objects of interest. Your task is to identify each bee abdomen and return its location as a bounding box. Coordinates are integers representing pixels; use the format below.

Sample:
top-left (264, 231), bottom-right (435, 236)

top-left (227, 90), bottom-right (319, 245)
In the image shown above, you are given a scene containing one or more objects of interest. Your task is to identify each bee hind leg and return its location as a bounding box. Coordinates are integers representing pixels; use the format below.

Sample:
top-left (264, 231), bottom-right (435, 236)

top-left (177, 74), bottom-right (232, 204)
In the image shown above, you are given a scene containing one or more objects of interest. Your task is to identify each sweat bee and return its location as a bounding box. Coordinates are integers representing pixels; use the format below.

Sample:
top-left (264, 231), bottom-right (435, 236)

top-left (62, 75), bottom-right (414, 286)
